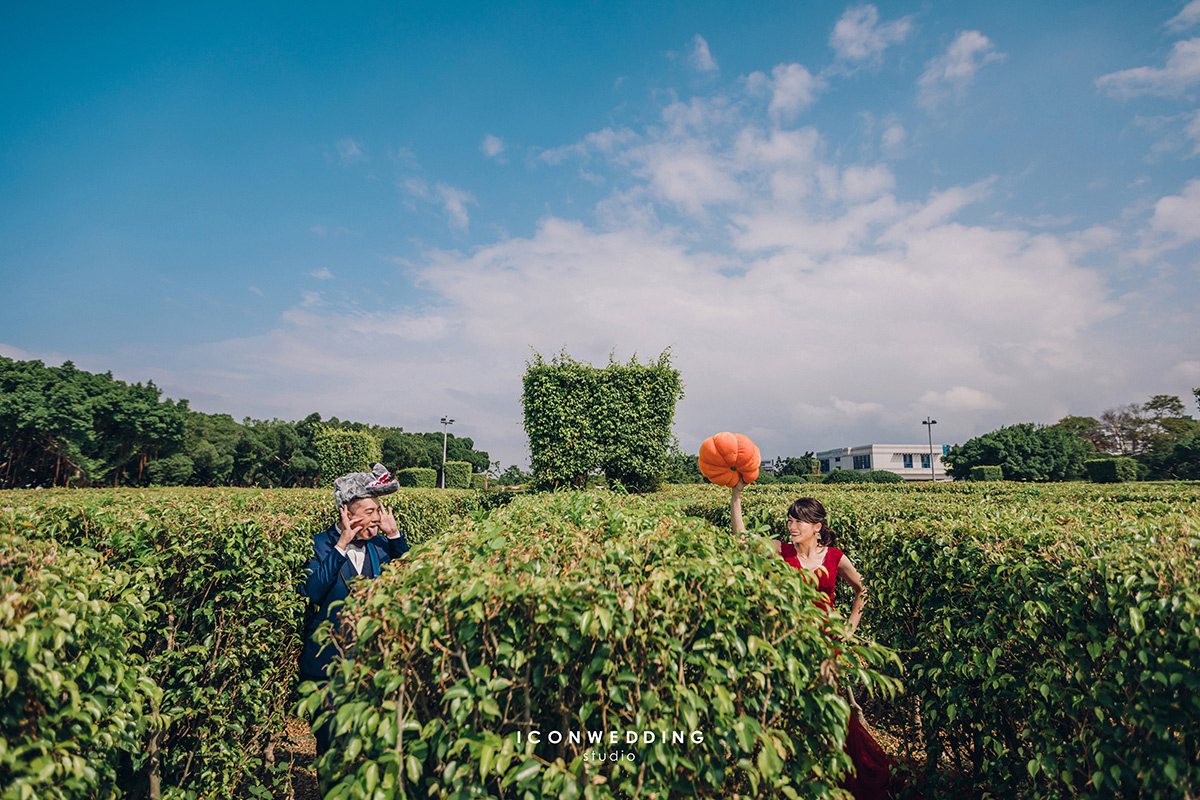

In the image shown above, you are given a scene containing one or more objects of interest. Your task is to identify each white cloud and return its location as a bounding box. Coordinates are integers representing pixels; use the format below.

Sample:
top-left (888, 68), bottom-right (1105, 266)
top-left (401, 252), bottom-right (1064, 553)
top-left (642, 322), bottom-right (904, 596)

top-left (1167, 1), bottom-right (1200, 33)
top-left (841, 164), bottom-right (896, 201)
top-left (435, 183), bottom-right (477, 230)
top-left (881, 120), bottom-right (907, 153)
top-left (918, 30), bottom-right (1005, 110)
top-left (337, 137), bottom-right (365, 164)
top-left (480, 134), bottom-right (506, 159)
top-left (689, 34), bottom-right (719, 73)
top-left (1187, 110), bottom-right (1200, 153)
top-left (248, 286), bottom-right (264, 297)
top-left (309, 268), bottom-right (334, 280)
top-left (1095, 38), bottom-right (1200, 98)
top-left (748, 63), bottom-right (824, 122)
top-left (538, 127), bottom-right (637, 165)
top-left (1148, 177), bottom-right (1200, 242)
top-left (829, 5), bottom-right (914, 63)
top-left (403, 178), bottom-right (477, 230)
top-left (166, 61), bottom-right (1192, 468)
top-left (624, 141), bottom-right (742, 213)
top-left (919, 386), bottom-right (1003, 411)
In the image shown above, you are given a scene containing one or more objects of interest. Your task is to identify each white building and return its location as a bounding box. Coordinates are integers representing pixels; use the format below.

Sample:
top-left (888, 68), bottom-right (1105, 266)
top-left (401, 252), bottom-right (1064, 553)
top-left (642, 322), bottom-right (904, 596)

top-left (814, 444), bottom-right (949, 481)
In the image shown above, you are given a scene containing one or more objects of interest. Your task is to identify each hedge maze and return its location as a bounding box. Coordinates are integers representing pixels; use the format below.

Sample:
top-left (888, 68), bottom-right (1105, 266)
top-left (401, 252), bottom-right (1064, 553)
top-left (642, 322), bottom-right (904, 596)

top-left (2, 481), bottom-right (1197, 799)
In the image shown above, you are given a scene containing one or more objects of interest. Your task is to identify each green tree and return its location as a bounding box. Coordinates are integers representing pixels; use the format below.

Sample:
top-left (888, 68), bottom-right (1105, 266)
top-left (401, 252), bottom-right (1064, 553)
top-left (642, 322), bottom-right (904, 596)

top-left (181, 411), bottom-right (241, 485)
top-left (1051, 415), bottom-right (1108, 451)
top-left (0, 357), bottom-right (186, 488)
top-left (775, 453), bottom-right (819, 476)
top-left (497, 464), bottom-right (530, 485)
top-left (662, 438), bottom-right (704, 484)
top-left (943, 423), bottom-right (1092, 482)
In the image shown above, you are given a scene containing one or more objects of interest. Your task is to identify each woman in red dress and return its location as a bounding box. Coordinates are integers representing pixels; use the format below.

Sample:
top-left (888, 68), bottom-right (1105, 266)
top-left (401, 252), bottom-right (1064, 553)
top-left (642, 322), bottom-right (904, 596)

top-left (731, 483), bottom-right (892, 800)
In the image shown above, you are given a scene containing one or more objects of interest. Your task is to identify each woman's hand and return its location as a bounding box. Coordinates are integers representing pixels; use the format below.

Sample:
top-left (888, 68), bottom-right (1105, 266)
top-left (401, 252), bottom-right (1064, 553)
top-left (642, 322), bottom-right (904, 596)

top-left (378, 506), bottom-right (400, 538)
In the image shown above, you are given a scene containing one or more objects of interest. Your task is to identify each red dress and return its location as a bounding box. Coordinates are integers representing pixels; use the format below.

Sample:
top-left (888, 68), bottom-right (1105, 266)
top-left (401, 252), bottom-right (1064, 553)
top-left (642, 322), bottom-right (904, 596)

top-left (780, 543), bottom-right (893, 800)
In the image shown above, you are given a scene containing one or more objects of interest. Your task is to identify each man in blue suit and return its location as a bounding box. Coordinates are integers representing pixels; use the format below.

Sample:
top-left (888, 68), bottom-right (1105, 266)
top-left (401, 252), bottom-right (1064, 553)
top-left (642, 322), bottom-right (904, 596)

top-left (299, 463), bottom-right (409, 757)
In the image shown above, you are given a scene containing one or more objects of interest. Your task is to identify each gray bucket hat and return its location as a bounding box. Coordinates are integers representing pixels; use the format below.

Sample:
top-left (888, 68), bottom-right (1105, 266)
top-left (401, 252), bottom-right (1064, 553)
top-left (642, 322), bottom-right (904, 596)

top-left (333, 463), bottom-right (399, 508)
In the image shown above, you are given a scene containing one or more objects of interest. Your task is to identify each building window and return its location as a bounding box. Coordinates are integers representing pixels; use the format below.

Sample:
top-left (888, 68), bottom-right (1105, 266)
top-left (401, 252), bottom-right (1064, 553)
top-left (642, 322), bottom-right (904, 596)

top-left (902, 453), bottom-right (913, 469)
top-left (920, 453), bottom-right (931, 469)
top-left (853, 454), bottom-right (871, 470)
top-left (820, 459), bottom-right (830, 474)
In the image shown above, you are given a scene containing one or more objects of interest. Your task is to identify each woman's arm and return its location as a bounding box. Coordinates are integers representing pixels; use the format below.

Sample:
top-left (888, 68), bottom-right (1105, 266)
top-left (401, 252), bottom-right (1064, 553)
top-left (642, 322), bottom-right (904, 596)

top-left (733, 481), bottom-right (783, 556)
top-left (837, 555), bottom-right (868, 638)
top-left (731, 480), bottom-right (745, 535)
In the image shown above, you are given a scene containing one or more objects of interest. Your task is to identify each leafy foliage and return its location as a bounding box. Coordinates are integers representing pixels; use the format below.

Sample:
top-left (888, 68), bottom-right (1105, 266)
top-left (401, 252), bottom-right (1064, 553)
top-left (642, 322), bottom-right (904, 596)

top-left (396, 468), bottom-right (437, 488)
top-left (0, 486), bottom-right (483, 797)
top-left (943, 423), bottom-right (1093, 481)
top-left (315, 427), bottom-right (384, 486)
top-left (0, 356), bottom-right (186, 488)
top-left (672, 481), bottom-right (1200, 799)
top-left (1084, 457), bottom-right (1139, 483)
top-left (0, 358), bottom-right (491, 490)
top-left (772, 455), bottom-right (819, 477)
top-left (442, 461), bottom-right (472, 489)
top-left (822, 469), bottom-right (872, 484)
top-left (302, 491), bottom-right (899, 798)
top-left (0, 537), bottom-right (160, 800)
top-left (968, 465), bottom-right (1003, 481)
top-left (522, 351), bottom-right (683, 492)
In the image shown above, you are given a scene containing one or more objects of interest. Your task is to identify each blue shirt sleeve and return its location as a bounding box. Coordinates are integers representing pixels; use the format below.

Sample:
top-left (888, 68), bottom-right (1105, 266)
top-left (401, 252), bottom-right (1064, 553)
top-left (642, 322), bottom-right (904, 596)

top-left (302, 529), bottom-right (348, 603)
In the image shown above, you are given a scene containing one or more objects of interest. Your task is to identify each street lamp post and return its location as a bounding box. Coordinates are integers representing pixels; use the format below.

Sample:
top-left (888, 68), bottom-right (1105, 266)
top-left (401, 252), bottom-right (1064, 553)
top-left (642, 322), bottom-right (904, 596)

top-left (440, 416), bottom-right (455, 488)
top-left (922, 417), bottom-right (937, 482)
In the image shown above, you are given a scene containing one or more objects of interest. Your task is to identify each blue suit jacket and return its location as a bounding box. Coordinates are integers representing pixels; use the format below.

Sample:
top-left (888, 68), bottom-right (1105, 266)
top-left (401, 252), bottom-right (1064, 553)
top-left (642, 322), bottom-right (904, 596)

top-left (299, 523), bottom-right (409, 677)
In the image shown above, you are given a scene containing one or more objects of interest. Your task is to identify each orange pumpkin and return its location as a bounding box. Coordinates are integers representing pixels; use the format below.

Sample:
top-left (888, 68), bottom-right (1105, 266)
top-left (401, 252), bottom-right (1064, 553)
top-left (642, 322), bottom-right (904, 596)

top-left (698, 432), bottom-right (761, 487)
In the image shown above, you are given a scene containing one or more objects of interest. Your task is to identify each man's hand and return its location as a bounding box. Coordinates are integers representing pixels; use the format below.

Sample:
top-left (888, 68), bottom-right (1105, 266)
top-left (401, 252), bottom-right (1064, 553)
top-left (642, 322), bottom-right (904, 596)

top-left (336, 506), bottom-right (370, 549)
top-left (378, 506), bottom-right (400, 538)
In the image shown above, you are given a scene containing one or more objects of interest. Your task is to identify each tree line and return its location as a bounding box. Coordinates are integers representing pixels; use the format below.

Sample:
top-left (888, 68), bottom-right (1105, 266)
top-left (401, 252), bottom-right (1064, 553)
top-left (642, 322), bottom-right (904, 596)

top-left (944, 391), bottom-right (1200, 481)
top-left (0, 357), bottom-right (489, 489)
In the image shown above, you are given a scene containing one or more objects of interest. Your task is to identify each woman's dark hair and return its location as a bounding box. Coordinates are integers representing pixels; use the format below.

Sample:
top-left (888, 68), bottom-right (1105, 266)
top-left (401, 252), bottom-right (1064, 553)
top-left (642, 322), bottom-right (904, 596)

top-left (787, 496), bottom-right (838, 547)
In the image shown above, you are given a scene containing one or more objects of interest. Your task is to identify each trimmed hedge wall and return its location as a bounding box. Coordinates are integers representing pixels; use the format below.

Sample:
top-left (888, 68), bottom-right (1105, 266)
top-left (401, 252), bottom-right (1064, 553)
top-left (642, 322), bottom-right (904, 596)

top-left (969, 465), bottom-right (1004, 481)
top-left (471, 473), bottom-right (487, 490)
top-left (1085, 457), bottom-right (1139, 483)
top-left (396, 467), bottom-right (437, 489)
top-left (444, 460), bottom-right (472, 489)
top-left (314, 427), bottom-right (383, 487)
top-left (0, 536), bottom-right (159, 800)
top-left (301, 491), bottom-right (899, 798)
top-left (669, 482), bottom-right (1200, 799)
top-left (0, 486), bottom-right (483, 798)
top-left (822, 469), bottom-right (871, 484)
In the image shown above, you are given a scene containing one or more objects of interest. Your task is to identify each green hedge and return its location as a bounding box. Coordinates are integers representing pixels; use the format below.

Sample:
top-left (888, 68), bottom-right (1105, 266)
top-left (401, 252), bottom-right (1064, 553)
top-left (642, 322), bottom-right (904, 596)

top-left (774, 474), bottom-right (824, 484)
top-left (471, 473), bottom-right (487, 490)
top-left (0, 536), bottom-right (160, 800)
top-left (444, 460), bottom-right (472, 489)
top-left (969, 465), bottom-right (1004, 481)
top-left (396, 467), bottom-right (437, 489)
top-left (665, 482), bottom-right (1200, 798)
top-left (300, 491), bottom-right (900, 799)
top-left (867, 470), bottom-right (905, 483)
top-left (1084, 457), bottom-right (1138, 483)
top-left (822, 469), bottom-right (871, 484)
top-left (0, 486), bottom-right (484, 798)
top-left (315, 427), bottom-right (383, 486)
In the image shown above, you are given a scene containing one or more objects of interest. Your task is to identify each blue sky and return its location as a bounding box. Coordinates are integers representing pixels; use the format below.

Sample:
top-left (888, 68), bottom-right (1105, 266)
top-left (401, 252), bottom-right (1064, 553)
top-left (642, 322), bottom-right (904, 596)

top-left (3, 1), bottom-right (1199, 469)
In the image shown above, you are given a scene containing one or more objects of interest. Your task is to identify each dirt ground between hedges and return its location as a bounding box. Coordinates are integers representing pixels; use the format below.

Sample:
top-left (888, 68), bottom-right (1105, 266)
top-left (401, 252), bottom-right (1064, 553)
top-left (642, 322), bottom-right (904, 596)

top-left (276, 717), bottom-right (319, 800)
